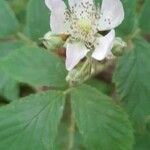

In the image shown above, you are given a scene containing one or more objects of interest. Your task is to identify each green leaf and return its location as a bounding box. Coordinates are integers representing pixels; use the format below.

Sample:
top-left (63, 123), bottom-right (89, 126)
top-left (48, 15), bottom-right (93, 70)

top-left (117, 0), bottom-right (137, 37)
top-left (86, 79), bottom-right (112, 95)
top-left (25, 0), bottom-right (49, 40)
top-left (0, 0), bottom-right (19, 38)
top-left (0, 72), bottom-right (19, 102)
top-left (0, 41), bottom-right (24, 101)
top-left (139, 0), bottom-right (150, 33)
top-left (54, 121), bottom-right (85, 149)
top-left (0, 91), bottom-right (65, 150)
top-left (0, 46), bottom-right (67, 88)
top-left (134, 129), bottom-right (150, 150)
top-left (113, 38), bottom-right (150, 128)
top-left (71, 84), bottom-right (133, 150)
top-left (0, 41), bottom-right (24, 58)
top-left (7, 0), bottom-right (29, 24)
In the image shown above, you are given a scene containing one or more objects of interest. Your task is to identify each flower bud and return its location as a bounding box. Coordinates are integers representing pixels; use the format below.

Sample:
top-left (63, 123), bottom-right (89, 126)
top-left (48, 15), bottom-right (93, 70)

top-left (42, 31), bottom-right (68, 50)
top-left (112, 37), bottom-right (127, 56)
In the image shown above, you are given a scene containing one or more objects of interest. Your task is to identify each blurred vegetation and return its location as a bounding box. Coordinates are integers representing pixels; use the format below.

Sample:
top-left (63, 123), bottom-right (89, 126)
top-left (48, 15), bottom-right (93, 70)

top-left (0, 0), bottom-right (149, 150)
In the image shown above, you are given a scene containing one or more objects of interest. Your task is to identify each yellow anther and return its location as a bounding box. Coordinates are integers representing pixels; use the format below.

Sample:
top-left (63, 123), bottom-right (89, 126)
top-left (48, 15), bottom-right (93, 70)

top-left (78, 19), bottom-right (92, 33)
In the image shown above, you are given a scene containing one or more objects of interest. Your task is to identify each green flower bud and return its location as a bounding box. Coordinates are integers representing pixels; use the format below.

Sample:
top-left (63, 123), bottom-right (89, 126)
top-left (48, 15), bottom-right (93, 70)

top-left (112, 37), bottom-right (127, 56)
top-left (42, 31), bottom-right (69, 51)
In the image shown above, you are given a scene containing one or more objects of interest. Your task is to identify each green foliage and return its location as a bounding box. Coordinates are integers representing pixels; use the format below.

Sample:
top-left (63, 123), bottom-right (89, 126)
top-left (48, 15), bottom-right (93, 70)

top-left (0, 41), bottom-right (24, 58)
top-left (25, 0), bottom-right (49, 40)
top-left (0, 0), bottom-right (19, 38)
top-left (139, 0), bottom-right (150, 33)
top-left (114, 38), bottom-right (150, 128)
top-left (0, 90), bottom-right (65, 150)
top-left (72, 85), bottom-right (133, 150)
top-left (6, 0), bottom-right (29, 24)
top-left (86, 79), bottom-right (112, 95)
top-left (134, 131), bottom-right (150, 150)
top-left (0, 46), bottom-right (67, 88)
top-left (117, 0), bottom-right (137, 37)
top-left (0, 41), bottom-right (24, 101)
top-left (0, 0), bottom-right (149, 149)
top-left (0, 72), bottom-right (19, 102)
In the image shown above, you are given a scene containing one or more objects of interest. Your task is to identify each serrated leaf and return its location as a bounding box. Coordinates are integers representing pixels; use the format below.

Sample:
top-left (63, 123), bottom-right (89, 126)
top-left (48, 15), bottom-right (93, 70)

top-left (0, 46), bottom-right (67, 88)
top-left (113, 38), bottom-right (150, 128)
top-left (25, 0), bottom-right (49, 40)
top-left (139, 0), bottom-right (150, 33)
top-left (71, 84), bottom-right (133, 150)
top-left (0, 0), bottom-right (19, 38)
top-left (0, 91), bottom-right (65, 150)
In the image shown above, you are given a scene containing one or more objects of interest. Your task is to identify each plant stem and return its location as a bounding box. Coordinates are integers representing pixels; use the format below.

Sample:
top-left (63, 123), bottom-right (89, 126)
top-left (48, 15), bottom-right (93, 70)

top-left (64, 84), bottom-right (75, 150)
top-left (68, 110), bottom-right (75, 150)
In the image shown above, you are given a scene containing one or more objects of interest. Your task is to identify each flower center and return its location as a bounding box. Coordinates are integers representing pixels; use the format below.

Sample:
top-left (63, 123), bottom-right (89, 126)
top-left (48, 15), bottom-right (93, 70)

top-left (78, 19), bottom-right (92, 34)
top-left (64, 2), bottom-right (100, 43)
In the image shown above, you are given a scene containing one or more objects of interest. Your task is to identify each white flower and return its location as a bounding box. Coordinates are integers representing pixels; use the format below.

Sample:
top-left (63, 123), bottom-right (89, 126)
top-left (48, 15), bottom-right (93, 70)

top-left (45, 0), bottom-right (124, 71)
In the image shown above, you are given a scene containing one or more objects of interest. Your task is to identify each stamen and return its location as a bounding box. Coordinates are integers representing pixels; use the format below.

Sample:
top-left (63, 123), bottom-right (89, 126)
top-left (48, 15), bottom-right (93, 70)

top-left (64, 1), bottom-right (98, 44)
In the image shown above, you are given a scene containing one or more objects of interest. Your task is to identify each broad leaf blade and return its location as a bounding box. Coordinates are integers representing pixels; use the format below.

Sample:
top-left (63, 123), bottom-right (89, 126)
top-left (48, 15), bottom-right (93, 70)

top-left (0, 72), bottom-right (19, 102)
top-left (0, 0), bottom-right (19, 38)
top-left (0, 91), bottom-right (65, 150)
top-left (72, 84), bottom-right (133, 150)
top-left (25, 0), bottom-right (49, 40)
top-left (139, 0), bottom-right (150, 33)
top-left (86, 79), bottom-right (112, 95)
top-left (134, 131), bottom-right (150, 150)
top-left (0, 46), bottom-right (67, 88)
top-left (0, 41), bottom-right (24, 101)
top-left (117, 0), bottom-right (137, 37)
top-left (0, 41), bottom-right (24, 58)
top-left (113, 38), bottom-right (150, 128)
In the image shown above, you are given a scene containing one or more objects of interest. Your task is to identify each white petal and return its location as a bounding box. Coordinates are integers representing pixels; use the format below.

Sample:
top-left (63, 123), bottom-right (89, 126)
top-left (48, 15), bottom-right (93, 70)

top-left (98, 0), bottom-right (124, 31)
top-left (68, 0), bottom-right (80, 8)
top-left (45, 0), bottom-right (65, 10)
top-left (45, 0), bottom-right (67, 34)
top-left (66, 42), bottom-right (89, 71)
top-left (50, 12), bottom-right (67, 34)
top-left (68, 0), bottom-right (94, 19)
top-left (92, 30), bottom-right (115, 61)
top-left (68, 0), bottom-right (93, 8)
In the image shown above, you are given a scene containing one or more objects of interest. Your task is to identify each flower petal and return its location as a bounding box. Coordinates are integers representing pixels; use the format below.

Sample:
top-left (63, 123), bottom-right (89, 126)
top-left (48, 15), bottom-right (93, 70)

top-left (68, 0), bottom-right (93, 8)
top-left (92, 30), bottom-right (115, 61)
top-left (68, 0), bottom-right (80, 8)
top-left (45, 0), bottom-right (65, 10)
top-left (66, 42), bottom-right (89, 71)
top-left (45, 0), bottom-right (67, 34)
top-left (98, 0), bottom-right (124, 31)
top-left (68, 0), bottom-right (94, 19)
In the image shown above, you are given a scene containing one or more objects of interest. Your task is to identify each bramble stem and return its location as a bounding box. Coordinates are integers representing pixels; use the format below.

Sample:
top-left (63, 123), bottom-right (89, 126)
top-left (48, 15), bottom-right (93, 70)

top-left (64, 86), bottom-right (75, 150)
top-left (68, 110), bottom-right (75, 150)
